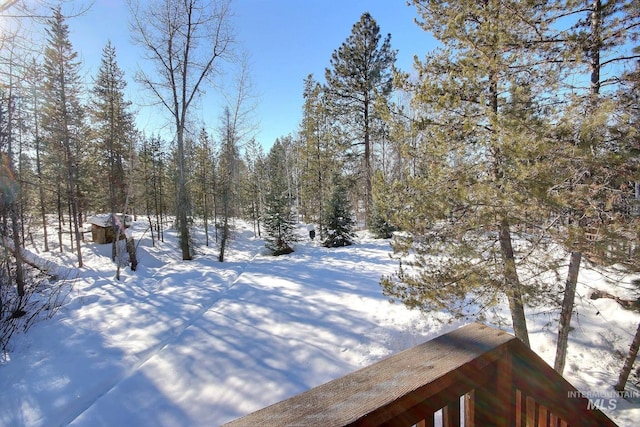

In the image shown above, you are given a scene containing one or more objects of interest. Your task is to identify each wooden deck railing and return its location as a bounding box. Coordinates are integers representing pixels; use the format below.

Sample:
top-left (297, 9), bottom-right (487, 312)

top-left (223, 323), bottom-right (618, 427)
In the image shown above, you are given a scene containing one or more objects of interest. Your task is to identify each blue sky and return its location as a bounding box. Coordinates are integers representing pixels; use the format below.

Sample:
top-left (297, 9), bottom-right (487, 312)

top-left (67, 0), bottom-right (436, 149)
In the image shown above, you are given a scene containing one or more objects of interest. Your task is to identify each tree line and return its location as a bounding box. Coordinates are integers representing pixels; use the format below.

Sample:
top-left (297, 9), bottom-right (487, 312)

top-left (1, 0), bottom-right (640, 386)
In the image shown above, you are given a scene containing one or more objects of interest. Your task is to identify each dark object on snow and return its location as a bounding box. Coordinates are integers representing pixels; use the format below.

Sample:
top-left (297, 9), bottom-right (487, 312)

top-left (309, 230), bottom-right (316, 240)
top-left (127, 237), bottom-right (138, 271)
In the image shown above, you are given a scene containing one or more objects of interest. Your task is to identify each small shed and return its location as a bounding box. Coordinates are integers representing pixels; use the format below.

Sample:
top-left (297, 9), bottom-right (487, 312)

top-left (87, 213), bottom-right (132, 244)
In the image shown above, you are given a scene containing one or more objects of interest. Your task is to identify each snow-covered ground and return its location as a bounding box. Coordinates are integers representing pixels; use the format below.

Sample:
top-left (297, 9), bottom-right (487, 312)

top-left (1, 220), bottom-right (639, 426)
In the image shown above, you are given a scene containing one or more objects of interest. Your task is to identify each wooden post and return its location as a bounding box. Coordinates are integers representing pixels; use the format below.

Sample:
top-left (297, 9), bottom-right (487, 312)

top-left (471, 351), bottom-right (513, 427)
top-left (443, 398), bottom-right (460, 427)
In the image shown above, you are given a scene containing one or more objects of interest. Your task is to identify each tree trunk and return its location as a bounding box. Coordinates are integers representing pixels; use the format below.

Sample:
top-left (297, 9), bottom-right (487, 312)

top-left (554, 251), bottom-right (581, 374)
top-left (498, 217), bottom-right (530, 347)
top-left (31, 63), bottom-right (49, 253)
top-left (176, 126), bottom-right (192, 261)
top-left (64, 171), bottom-right (83, 268)
top-left (363, 97), bottom-right (371, 228)
top-left (36, 142), bottom-right (49, 252)
top-left (5, 81), bottom-right (25, 296)
top-left (219, 188), bottom-right (229, 262)
top-left (615, 322), bottom-right (640, 392)
top-left (57, 185), bottom-right (63, 252)
top-left (589, 0), bottom-right (602, 97)
top-left (203, 167), bottom-right (210, 246)
top-left (148, 216), bottom-right (155, 247)
top-left (9, 203), bottom-right (25, 297)
top-left (111, 220), bottom-right (118, 262)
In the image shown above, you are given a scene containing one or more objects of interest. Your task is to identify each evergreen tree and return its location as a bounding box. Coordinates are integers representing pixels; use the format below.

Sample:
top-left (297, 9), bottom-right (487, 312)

top-left (323, 176), bottom-right (356, 248)
top-left (23, 58), bottom-right (50, 252)
top-left (550, 0), bottom-right (640, 373)
top-left (299, 75), bottom-right (333, 233)
top-left (135, 135), bottom-right (167, 245)
top-left (325, 13), bottom-right (397, 227)
top-left (242, 137), bottom-right (266, 237)
top-left (41, 7), bottom-right (86, 267)
top-left (216, 106), bottom-right (240, 262)
top-left (90, 41), bottom-right (135, 261)
top-left (382, 0), bottom-right (568, 346)
top-left (191, 128), bottom-right (215, 246)
top-left (263, 140), bottom-right (297, 255)
top-left (369, 170), bottom-right (398, 239)
top-left (263, 195), bottom-right (297, 256)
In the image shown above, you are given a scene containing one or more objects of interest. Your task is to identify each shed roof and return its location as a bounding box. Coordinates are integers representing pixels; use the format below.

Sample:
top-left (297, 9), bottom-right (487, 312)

top-left (87, 213), bottom-right (132, 228)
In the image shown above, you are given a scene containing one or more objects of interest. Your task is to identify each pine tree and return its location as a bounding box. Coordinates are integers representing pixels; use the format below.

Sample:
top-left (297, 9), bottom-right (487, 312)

top-left (263, 140), bottom-right (297, 255)
top-left (382, 0), bottom-right (569, 346)
top-left (300, 75), bottom-right (344, 234)
top-left (325, 13), bottom-right (397, 227)
top-left (191, 128), bottom-right (215, 246)
top-left (135, 135), bottom-right (168, 245)
top-left (550, 0), bottom-right (640, 373)
top-left (216, 106), bottom-right (240, 262)
top-left (242, 137), bottom-right (266, 237)
top-left (41, 7), bottom-right (86, 268)
top-left (263, 195), bottom-right (297, 256)
top-left (23, 58), bottom-right (50, 252)
top-left (369, 170), bottom-right (398, 239)
top-left (323, 176), bottom-right (356, 248)
top-left (90, 41), bottom-right (135, 262)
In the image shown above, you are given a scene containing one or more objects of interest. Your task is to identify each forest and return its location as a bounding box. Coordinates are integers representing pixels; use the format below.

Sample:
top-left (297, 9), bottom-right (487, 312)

top-left (1, 0), bottom-right (640, 389)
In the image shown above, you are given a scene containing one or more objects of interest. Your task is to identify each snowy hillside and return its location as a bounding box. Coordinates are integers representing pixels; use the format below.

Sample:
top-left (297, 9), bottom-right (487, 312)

top-left (1, 220), bottom-right (639, 426)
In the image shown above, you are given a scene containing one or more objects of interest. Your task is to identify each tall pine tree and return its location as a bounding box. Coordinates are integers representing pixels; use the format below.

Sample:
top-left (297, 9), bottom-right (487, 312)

top-left (299, 75), bottom-right (342, 236)
top-left (41, 7), bottom-right (86, 268)
top-left (90, 41), bottom-right (136, 262)
top-left (325, 13), bottom-right (396, 227)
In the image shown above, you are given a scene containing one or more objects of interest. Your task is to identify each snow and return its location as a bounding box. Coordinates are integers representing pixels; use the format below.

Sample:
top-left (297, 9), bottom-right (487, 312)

top-left (1, 220), bottom-right (639, 426)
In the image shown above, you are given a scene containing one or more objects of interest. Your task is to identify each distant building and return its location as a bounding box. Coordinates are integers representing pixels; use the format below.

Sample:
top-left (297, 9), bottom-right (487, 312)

top-left (86, 213), bottom-right (132, 244)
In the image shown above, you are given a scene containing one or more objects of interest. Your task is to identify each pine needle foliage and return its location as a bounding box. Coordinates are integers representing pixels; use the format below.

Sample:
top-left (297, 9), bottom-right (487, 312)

top-left (369, 170), bottom-right (399, 239)
top-left (381, 0), bottom-right (569, 345)
top-left (263, 139), bottom-right (298, 256)
top-left (263, 194), bottom-right (298, 256)
top-left (323, 177), bottom-right (356, 248)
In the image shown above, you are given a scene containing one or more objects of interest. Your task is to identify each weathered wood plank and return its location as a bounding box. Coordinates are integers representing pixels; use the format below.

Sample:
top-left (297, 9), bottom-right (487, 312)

top-left (538, 404), bottom-right (548, 427)
top-left (526, 395), bottom-right (536, 427)
top-left (223, 323), bottom-right (618, 427)
top-left (516, 389), bottom-right (524, 426)
top-left (223, 323), bottom-right (512, 427)
top-left (464, 391), bottom-right (475, 427)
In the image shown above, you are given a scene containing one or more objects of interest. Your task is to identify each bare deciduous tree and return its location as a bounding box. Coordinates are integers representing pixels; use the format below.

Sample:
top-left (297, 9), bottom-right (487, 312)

top-left (128, 0), bottom-right (234, 260)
